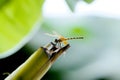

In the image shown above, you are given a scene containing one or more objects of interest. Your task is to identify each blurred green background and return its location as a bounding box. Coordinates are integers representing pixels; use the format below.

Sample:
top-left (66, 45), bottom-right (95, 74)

top-left (1, 0), bottom-right (120, 80)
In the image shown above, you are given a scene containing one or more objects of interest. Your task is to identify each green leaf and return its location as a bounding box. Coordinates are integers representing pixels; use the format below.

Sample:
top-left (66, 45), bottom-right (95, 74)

top-left (0, 0), bottom-right (44, 59)
top-left (65, 0), bottom-right (94, 12)
top-left (84, 0), bottom-right (94, 3)
top-left (65, 0), bottom-right (79, 12)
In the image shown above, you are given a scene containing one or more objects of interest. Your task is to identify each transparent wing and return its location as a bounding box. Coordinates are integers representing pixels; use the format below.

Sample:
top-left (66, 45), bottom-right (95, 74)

top-left (45, 31), bottom-right (68, 45)
top-left (45, 33), bottom-right (58, 37)
top-left (45, 31), bottom-right (63, 38)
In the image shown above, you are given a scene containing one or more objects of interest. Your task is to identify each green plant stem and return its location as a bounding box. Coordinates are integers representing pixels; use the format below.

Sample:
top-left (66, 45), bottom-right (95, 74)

top-left (5, 44), bottom-right (70, 80)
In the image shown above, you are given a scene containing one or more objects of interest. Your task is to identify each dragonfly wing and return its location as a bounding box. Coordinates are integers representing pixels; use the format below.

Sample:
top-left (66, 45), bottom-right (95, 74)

top-left (52, 31), bottom-right (64, 38)
top-left (45, 33), bottom-right (58, 37)
top-left (45, 31), bottom-right (61, 37)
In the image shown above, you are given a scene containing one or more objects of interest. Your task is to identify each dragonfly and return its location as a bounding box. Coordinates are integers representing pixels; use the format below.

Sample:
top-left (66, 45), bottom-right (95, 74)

top-left (45, 31), bottom-right (84, 49)
top-left (46, 31), bottom-right (83, 45)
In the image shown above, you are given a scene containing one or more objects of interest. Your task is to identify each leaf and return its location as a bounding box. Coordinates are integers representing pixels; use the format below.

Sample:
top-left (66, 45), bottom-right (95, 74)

top-left (65, 0), bottom-right (94, 12)
top-left (84, 0), bottom-right (94, 3)
top-left (65, 0), bottom-right (79, 12)
top-left (0, 0), bottom-right (44, 59)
